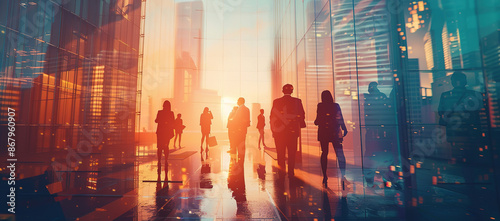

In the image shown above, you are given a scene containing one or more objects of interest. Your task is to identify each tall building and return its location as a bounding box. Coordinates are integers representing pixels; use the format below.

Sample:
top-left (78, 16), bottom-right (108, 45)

top-left (0, 1), bottom-right (143, 219)
top-left (482, 30), bottom-right (500, 128)
top-left (171, 0), bottom-right (222, 131)
top-left (406, 59), bottom-right (422, 124)
top-left (273, 0), bottom-right (500, 219)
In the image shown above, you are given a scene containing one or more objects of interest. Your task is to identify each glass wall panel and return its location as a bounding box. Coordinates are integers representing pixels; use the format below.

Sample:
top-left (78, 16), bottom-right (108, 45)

top-left (274, 0), bottom-right (500, 219)
top-left (477, 0), bottom-right (500, 205)
top-left (0, 0), bottom-right (142, 219)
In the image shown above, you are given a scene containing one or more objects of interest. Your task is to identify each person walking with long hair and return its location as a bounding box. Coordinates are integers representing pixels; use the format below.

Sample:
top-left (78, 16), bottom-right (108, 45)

top-left (200, 107), bottom-right (213, 152)
top-left (155, 100), bottom-right (175, 179)
top-left (314, 90), bottom-right (349, 188)
top-left (173, 113), bottom-right (185, 149)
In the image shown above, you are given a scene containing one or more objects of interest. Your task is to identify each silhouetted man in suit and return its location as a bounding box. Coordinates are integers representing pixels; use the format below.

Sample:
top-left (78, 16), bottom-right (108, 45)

top-left (227, 106), bottom-right (239, 154)
top-left (233, 97), bottom-right (251, 162)
top-left (270, 84), bottom-right (306, 177)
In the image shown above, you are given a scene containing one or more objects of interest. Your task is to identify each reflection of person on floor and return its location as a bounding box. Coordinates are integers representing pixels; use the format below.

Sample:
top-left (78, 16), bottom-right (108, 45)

top-left (227, 106), bottom-right (238, 154)
top-left (199, 154), bottom-right (212, 189)
top-left (227, 155), bottom-right (248, 216)
top-left (256, 109), bottom-right (267, 149)
top-left (363, 82), bottom-right (392, 188)
top-left (314, 90), bottom-right (348, 188)
top-left (156, 100), bottom-right (175, 180)
top-left (438, 72), bottom-right (485, 216)
top-left (233, 97), bottom-right (251, 162)
top-left (200, 107), bottom-right (213, 152)
top-left (270, 84), bottom-right (306, 177)
top-left (173, 113), bottom-right (185, 149)
top-left (272, 167), bottom-right (305, 219)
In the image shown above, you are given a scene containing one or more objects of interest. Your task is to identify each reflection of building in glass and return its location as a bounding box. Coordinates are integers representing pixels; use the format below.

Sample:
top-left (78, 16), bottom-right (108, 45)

top-left (483, 30), bottom-right (500, 128)
top-left (405, 0), bottom-right (430, 33)
top-left (423, 32), bottom-right (434, 70)
top-left (275, 0), bottom-right (500, 219)
top-left (423, 1), bottom-right (481, 75)
top-left (331, 0), bottom-right (358, 124)
top-left (407, 59), bottom-right (422, 124)
top-left (172, 0), bottom-right (222, 130)
top-left (0, 1), bottom-right (142, 219)
top-left (83, 50), bottom-right (137, 153)
top-left (173, 0), bottom-right (203, 103)
top-left (332, 0), bottom-right (393, 123)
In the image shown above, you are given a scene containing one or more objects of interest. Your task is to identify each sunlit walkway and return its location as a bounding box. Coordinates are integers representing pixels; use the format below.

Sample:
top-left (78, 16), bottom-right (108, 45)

top-left (130, 132), bottom-right (351, 220)
top-left (12, 129), bottom-right (499, 220)
top-left (35, 131), bottom-right (404, 221)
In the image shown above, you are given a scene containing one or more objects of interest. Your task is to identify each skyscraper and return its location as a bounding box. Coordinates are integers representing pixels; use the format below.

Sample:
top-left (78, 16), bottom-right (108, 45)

top-left (0, 1), bottom-right (143, 218)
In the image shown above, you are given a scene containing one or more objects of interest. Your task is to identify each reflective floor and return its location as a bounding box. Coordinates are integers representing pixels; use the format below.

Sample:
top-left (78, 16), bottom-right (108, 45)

top-left (128, 132), bottom-right (373, 220)
top-left (9, 131), bottom-right (499, 220)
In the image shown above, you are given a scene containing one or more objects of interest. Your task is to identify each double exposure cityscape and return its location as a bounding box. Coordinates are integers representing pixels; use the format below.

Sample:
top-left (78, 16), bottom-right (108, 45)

top-left (1, 0), bottom-right (500, 220)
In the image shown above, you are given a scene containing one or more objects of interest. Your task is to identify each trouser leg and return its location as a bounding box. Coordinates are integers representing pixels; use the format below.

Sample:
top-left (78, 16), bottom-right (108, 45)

top-left (287, 136), bottom-right (298, 176)
top-left (275, 135), bottom-right (286, 171)
top-left (157, 146), bottom-right (162, 173)
top-left (163, 147), bottom-right (169, 177)
top-left (320, 140), bottom-right (329, 178)
top-left (333, 140), bottom-right (346, 177)
top-left (237, 133), bottom-right (246, 163)
top-left (179, 133), bottom-right (182, 146)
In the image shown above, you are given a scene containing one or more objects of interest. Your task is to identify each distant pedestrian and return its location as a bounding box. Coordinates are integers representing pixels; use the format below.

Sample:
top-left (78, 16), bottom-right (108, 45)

top-left (200, 107), bottom-right (213, 152)
top-left (174, 113), bottom-right (185, 149)
top-left (256, 109), bottom-right (267, 149)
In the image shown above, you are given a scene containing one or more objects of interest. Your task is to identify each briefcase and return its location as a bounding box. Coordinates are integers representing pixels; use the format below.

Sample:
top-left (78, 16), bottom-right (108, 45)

top-left (207, 136), bottom-right (218, 147)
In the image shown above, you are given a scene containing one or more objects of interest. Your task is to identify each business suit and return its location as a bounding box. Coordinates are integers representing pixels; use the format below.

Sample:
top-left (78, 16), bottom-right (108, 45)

top-left (270, 95), bottom-right (305, 176)
top-left (227, 108), bottom-right (238, 154)
top-left (233, 104), bottom-right (250, 161)
top-left (257, 113), bottom-right (266, 148)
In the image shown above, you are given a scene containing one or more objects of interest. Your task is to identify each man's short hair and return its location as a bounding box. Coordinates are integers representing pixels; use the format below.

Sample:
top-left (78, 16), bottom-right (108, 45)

top-left (451, 72), bottom-right (467, 85)
top-left (238, 97), bottom-right (245, 104)
top-left (282, 84), bottom-right (294, 94)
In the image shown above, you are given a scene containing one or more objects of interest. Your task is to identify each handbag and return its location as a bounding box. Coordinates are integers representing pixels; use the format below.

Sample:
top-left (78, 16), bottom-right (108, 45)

top-left (207, 135), bottom-right (218, 147)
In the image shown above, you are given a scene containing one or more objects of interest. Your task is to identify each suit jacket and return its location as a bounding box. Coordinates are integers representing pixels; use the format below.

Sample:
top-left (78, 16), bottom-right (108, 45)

top-left (155, 110), bottom-right (175, 139)
top-left (256, 114), bottom-right (265, 129)
top-left (438, 87), bottom-right (484, 142)
top-left (227, 109), bottom-right (237, 130)
top-left (233, 105), bottom-right (251, 134)
top-left (314, 102), bottom-right (346, 142)
top-left (270, 95), bottom-right (305, 137)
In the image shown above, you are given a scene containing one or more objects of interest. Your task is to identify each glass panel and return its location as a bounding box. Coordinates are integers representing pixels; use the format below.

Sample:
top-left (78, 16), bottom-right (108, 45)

top-left (405, 70), bottom-right (496, 219)
top-left (404, 0), bottom-right (482, 70)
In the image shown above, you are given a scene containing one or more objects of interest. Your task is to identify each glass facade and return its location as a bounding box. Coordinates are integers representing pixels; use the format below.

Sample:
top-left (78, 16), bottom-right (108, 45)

top-left (0, 0), bottom-right (499, 220)
top-left (273, 0), bottom-right (500, 219)
top-left (0, 0), bottom-right (143, 219)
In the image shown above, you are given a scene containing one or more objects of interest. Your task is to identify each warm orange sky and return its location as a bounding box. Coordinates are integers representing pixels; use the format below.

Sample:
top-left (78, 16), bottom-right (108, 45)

top-left (141, 0), bottom-right (274, 131)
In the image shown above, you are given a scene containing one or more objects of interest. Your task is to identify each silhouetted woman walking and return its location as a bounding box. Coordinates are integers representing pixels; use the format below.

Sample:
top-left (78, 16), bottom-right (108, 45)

top-left (156, 100), bottom-right (175, 179)
top-left (314, 90), bottom-right (349, 188)
top-left (174, 113), bottom-right (185, 149)
top-left (200, 107), bottom-right (213, 152)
